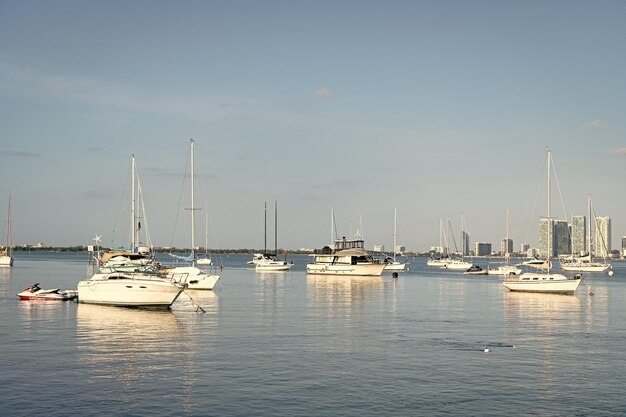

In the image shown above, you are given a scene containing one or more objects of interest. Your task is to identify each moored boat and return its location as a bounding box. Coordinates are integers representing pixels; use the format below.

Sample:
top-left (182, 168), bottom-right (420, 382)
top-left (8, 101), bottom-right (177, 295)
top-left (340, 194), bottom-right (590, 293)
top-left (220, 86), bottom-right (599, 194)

top-left (502, 273), bottom-right (581, 294)
top-left (307, 237), bottom-right (386, 277)
top-left (77, 270), bottom-right (185, 309)
top-left (17, 283), bottom-right (78, 301)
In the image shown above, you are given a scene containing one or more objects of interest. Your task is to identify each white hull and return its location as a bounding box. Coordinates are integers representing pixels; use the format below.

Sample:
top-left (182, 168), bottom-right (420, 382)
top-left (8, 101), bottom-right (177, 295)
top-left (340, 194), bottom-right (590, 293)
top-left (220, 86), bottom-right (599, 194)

top-left (196, 259), bottom-right (212, 265)
top-left (503, 273), bottom-right (581, 294)
top-left (427, 259), bottom-right (447, 267)
top-left (306, 262), bottom-right (386, 276)
top-left (78, 274), bottom-right (184, 308)
top-left (441, 260), bottom-right (473, 270)
top-left (166, 266), bottom-right (220, 290)
top-left (560, 263), bottom-right (610, 273)
top-left (0, 255), bottom-right (13, 266)
top-left (256, 262), bottom-right (293, 271)
top-left (384, 262), bottom-right (407, 271)
top-left (487, 265), bottom-right (522, 276)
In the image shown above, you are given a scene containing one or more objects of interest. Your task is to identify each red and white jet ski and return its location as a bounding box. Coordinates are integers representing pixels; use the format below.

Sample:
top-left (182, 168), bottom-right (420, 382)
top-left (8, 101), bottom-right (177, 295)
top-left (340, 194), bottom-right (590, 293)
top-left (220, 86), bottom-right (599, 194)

top-left (17, 283), bottom-right (78, 301)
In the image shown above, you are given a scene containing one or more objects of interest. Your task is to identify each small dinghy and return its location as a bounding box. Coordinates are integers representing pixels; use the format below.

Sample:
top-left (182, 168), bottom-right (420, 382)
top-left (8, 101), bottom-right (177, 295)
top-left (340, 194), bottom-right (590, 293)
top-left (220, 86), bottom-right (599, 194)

top-left (17, 283), bottom-right (78, 301)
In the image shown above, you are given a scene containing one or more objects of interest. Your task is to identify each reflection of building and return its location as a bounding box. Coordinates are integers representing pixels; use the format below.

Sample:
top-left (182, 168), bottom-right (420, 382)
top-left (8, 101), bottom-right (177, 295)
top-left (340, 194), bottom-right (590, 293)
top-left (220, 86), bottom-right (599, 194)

top-left (475, 242), bottom-right (491, 256)
top-left (595, 216), bottom-right (611, 257)
top-left (571, 215), bottom-right (586, 256)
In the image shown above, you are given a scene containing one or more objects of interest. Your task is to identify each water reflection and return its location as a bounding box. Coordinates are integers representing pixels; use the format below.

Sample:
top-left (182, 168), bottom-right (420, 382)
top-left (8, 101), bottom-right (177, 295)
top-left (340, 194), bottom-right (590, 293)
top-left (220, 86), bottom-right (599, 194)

top-left (306, 275), bottom-right (387, 314)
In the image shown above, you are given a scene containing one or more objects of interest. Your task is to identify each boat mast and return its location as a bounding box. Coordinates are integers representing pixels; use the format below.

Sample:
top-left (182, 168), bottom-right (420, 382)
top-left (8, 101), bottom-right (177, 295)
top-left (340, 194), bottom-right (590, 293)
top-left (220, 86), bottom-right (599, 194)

top-left (547, 150), bottom-right (552, 270)
top-left (131, 155), bottom-right (136, 252)
top-left (274, 200), bottom-right (278, 254)
top-left (190, 138), bottom-right (195, 258)
top-left (264, 201), bottom-right (267, 254)
top-left (393, 208), bottom-right (397, 262)
top-left (6, 191), bottom-right (12, 256)
top-left (588, 194), bottom-right (592, 258)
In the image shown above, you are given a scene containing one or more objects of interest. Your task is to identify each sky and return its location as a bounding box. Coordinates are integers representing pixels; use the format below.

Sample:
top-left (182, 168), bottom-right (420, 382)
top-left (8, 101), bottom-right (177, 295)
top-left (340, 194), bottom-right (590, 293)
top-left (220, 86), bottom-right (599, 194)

top-left (1, 1), bottom-right (626, 252)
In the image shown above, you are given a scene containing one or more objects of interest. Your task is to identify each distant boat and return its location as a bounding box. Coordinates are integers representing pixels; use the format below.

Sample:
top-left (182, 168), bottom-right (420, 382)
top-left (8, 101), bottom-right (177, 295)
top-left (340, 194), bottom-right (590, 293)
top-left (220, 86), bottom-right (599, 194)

top-left (384, 208), bottom-right (408, 272)
top-left (0, 192), bottom-right (14, 267)
top-left (254, 201), bottom-right (293, 272)
top-left (560, 195), bottom-right (611, 273)
top-left (307, 210), bottom-right (385, 276)
top-left (196, 212), bottom-right (213, 266)
top-left (503, 150), bottom-right (581, 294)
top-left (167, 139), bottom-right (220, 290)
top-left (464, 265), bottom-right (488, 275)
top-left (97, 155), bottom-right (156, 271)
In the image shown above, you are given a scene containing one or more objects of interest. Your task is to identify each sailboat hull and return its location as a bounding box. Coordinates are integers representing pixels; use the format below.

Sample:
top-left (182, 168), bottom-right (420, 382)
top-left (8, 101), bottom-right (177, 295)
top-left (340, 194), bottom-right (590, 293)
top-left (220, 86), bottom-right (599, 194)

top-left (0, 255), bottom-right (13, 266)
top-left (503, 273), bottom-right (581, 294)
top-left (560, 263), bottom-right (610, 272)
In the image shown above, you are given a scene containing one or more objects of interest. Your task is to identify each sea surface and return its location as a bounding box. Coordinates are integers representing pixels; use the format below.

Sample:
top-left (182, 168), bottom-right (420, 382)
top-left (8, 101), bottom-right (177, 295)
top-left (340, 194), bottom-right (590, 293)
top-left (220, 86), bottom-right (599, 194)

top-left (2, 252), bottom-right (626, 416)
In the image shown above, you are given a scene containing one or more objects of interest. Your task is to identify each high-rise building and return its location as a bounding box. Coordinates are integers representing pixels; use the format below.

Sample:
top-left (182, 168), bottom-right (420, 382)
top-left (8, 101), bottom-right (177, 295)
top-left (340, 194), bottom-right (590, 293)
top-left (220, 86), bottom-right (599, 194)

top-left (520, 243), bottom-right (530, 253)
top-left (460, 231), bottom-right (470, 256)
top-left (595, 216), bottom-right (611, 257)
top-left (621, 236), bottom-right (626, 257)
top-left (501, 238), bottom-right (513, 255)
top-left (554, 220), bottom-right (570, 256)
top-left (571, 215), bottom-right (587, 256)
top-left (474, 242), bottom-right (491, 257)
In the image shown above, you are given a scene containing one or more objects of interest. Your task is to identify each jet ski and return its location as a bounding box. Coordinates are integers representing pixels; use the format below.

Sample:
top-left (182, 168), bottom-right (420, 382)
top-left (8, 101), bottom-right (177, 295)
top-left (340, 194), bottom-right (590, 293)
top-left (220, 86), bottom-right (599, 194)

top-left (17, 283), bottom-right (78, 301)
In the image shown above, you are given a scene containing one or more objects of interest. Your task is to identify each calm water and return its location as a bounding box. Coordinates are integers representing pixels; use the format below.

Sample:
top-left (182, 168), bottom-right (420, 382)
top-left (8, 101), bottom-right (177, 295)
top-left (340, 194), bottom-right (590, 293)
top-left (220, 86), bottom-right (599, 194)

top-left (2, 252), bottom-right (626, 416)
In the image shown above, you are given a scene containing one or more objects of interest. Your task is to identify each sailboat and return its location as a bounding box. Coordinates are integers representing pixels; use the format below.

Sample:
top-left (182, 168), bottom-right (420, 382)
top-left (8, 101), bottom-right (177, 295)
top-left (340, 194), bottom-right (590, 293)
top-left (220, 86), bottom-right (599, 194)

top-left (487, 209), bottom-right (522, 276)
top-left (196, 211), bottom-right (213, 265)
top-left (427, 218), bottom-right (449, 267)
top-left (78, 156), bottom-right (185, 308)
top-left (503, 150), bottom-right (581, 294)
top-left (254, 201), bottom-right (293, 271)
top-left (560, 195), bottom-right (611, 273)
top-left (440, 217), bottom-right (473, 270)
top-left (97, 156), bottom-right (156, 271)
top-left (0, 192), bottom-right (14, 267)
top-left (165, 139), bottom-right (221, 290)
top-left (384, 208), bottom-right (408, 271)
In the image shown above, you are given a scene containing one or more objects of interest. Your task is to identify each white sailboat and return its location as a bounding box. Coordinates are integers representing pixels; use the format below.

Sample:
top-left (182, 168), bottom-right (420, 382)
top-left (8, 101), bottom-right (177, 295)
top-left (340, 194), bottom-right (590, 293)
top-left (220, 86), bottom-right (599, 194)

top-left (488, 209), bottom-right (522, 276)
top-left (0, 192), bottom-right (14, 267)
top-left (196, 211), bottom-right (213, 265)
top-left (166, 139), bottom-right (221, 290)
top-left (560, 195), bottom-right (611, 273)
top-left (427, 218), bottom-right (449, 267)
top-left (440, 216), bottom-right (473, 270)
top-left (307, 209), bottom-right (386, 276)
top-left (97, 155), bottom-right (155, 271)
top-left (384, 208), bottom-right (408, 271)
top-left (503, 150), bottom-right (581, 294)
top-left (255, 201), bottom-right (293, 271)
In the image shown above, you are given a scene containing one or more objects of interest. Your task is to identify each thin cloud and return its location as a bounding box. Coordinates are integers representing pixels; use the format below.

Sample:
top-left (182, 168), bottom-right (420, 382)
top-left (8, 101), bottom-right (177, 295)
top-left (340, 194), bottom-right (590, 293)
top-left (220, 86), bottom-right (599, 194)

top-left (314, 88), bottom-right (335, 99)
top-left (588, 120), bottom-right (605, 128)
top-left (0, 150), bottom-right (42, 158)
top-left (610, 147), bottom-right (626, 155)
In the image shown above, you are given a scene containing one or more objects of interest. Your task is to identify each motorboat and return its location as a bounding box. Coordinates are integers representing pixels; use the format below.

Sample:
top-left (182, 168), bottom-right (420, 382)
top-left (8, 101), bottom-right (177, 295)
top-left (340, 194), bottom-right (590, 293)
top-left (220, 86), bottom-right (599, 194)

top-left (307, 237), bottom-right (386, 277)
top-left (247, 253), bottom-right (264, 265)
top-left (255, 253), bottom-right (293, 271)
top-left (17, 283), bottom-right (78, 301)
top-left (77, 271), bottom-right (185, 309)
top-left (464, 265), bottom-right (487, 275)
top-left (440, 258), bottom-right (474, 270)
top-left (502, 273), bottom-right (582, 294)
top-left (162, 265), bottom-right (220, 290)
top-left (487, 264), bottom-right (522, 276)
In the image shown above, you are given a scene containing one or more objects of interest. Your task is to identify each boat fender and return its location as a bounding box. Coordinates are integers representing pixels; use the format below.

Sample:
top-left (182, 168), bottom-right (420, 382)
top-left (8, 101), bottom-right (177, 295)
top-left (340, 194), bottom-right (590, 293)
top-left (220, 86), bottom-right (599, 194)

top-left (392, 272), bottom-right (398, 279)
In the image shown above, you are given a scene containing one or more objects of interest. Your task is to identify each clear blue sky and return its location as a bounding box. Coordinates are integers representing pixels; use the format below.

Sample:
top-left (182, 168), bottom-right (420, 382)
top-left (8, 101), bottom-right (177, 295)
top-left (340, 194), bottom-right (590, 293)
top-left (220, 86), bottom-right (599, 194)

top-left (1, 1), bottom-right (625, 252)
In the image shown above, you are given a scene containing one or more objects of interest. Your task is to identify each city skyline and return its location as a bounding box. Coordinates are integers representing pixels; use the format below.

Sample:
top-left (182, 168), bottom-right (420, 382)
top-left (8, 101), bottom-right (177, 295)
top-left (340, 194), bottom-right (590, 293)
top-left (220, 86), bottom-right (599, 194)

top-left (1, 2), bottom-right (626, 251)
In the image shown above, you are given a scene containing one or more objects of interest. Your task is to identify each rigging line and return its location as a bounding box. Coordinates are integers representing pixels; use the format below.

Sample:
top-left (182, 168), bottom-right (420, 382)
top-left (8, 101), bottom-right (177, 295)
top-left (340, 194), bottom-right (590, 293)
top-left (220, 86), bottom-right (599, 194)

top-left (169, 150), bottom-right (191, 251)
top-left (110, 160), bottom-right (133, 249)
top-left (550, 155), bottom-right (569, 222)
top-left (521, 154), bottom-right (546, 248)
top-left (135, 169), bottom-right (153, 251)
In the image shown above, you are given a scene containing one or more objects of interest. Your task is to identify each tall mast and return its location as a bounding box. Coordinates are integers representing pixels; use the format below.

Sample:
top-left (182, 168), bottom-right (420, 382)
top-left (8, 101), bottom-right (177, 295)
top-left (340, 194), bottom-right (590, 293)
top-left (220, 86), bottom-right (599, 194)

top-left (274, 200), bottom-right (278, 254)
top-left (460, 212), bottom-right (465, 260)
top-left (6, 191), bottom-right (12, 256)
top-left (505, 208), bottom-right (509, 257)
top-left (190, 139), bottom-right (195, 254)
top-left (393, 208), bottom-right (397, 261)
top-left (547, 150), bottom-right (551, 220)
top-left (587, 194), bottom-right (592, 260)
top-left (131, 155), bottom-right (136, 252)
top-left (264, 202), bottom-right (267, 253)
